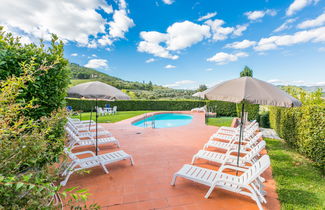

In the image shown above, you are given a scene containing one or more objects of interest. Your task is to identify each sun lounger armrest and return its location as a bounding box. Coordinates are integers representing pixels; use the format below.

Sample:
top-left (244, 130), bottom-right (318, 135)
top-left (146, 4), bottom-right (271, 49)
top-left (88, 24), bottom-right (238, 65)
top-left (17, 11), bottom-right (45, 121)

top-left (226, 149), bottom-right (249, 156)
top-left (73, 151), bottom-right (96, 157)
top-left (219, 165), bottom-right (248, 173)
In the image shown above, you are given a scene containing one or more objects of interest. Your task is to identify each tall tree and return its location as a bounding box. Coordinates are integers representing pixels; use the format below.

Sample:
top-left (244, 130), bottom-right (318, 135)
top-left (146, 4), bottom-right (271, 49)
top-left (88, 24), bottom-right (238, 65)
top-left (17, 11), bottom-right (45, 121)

top-left (197, 84), bottom-right (208, 92)
top-left (240, 66), bottom-right (253, 77)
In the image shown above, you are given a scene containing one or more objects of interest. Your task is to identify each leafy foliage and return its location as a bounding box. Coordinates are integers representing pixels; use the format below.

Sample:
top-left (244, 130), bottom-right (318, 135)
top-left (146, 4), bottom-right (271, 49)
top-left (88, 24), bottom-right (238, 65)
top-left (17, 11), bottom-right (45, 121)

top-left (236, 103), bottom-right (260, 121)
top-left (0, 29), bottom-right (94, 209)
top-left (269, 87), bottom-right (325, 173)
top-left (67, 99), bottom-right (239, 116)
top-left (197, 84), bottom-right (208, 92)
top-left (240, 66), bottom-right (253, 77)
top-left (0, 27), bottom-right (70, 119)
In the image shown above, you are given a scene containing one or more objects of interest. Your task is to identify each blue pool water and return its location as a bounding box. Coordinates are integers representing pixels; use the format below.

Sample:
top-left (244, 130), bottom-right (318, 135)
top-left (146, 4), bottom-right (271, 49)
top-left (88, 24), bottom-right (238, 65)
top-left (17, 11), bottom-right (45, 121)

top-left (132, 113), bottom-right (193, 128)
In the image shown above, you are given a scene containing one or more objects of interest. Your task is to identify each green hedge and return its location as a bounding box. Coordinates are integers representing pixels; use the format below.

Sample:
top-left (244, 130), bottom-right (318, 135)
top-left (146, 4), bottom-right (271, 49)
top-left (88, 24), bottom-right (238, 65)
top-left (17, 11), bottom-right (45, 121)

top-left (206, 101), bottom-right (237, 116)
top-left (236, 103), bottom-right (260, 121)
top-left (269, 105), bottom-right (325, 172)
top-left (66, 99), bottom-right (238, 116)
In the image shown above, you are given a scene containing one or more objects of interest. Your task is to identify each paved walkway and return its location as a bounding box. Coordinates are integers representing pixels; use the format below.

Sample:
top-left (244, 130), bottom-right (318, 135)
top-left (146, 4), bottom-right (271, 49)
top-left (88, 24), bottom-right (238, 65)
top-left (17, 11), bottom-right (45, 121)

top-left (64, 112), bottom-right (280, 210)
top-left (260, 128), bottom-right (281, 140)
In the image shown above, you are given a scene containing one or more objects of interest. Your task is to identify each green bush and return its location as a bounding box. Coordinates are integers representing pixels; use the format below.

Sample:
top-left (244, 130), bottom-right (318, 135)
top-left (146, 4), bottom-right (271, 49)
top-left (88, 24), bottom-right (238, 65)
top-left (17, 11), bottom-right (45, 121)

top-left (236, 103), bottom-right (260, 121)
top-left (258, 111), bottom-right (270, 128)
top-left (206, 101), bottom-right (237, 116)
top-left (269, 88), bottom-right (325, 173)
top-left (0, 28), bottom-right (70, 119)
top-left (66, 99), bottom-right (238, 116)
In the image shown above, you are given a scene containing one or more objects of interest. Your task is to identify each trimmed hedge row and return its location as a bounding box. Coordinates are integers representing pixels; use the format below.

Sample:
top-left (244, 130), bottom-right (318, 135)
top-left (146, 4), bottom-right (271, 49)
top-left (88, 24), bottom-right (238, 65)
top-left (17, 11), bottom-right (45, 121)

top-left (66, 98), bottom-right (240, 116)
top-left (269, 105), bottom-right (325, 172)
top-left (206, 101), bottom-right (237, 116)
top-left (236, 103), bottom-right (260, 121)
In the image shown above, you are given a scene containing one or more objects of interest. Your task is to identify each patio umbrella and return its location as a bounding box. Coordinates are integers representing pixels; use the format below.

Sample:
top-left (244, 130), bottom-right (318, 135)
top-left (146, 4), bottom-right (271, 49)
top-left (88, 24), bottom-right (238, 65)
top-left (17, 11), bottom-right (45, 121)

top-left (68, 81), bottom-right (130, 155)
top-left (200, 76), bottom-right (301, 170)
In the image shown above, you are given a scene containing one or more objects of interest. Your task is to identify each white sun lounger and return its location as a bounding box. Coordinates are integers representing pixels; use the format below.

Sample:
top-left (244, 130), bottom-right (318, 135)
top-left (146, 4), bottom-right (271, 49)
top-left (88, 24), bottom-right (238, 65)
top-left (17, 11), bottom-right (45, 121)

top-left (65, 127), bottom-right (120, 150)
top-left (66, 122), bottom-right (112, 137)
top-left (192, 140), bottom-right (266, 167)
top-left (216, 120), bottom-right (257, 135)
top-left (211, 122), bottom-right (259, 141)
top-left (171, 155), bottom-right (270, 210)
top-left (204, 132), bottom-right (262, 152)
top-left (60, 149), bottom-right (134, 186)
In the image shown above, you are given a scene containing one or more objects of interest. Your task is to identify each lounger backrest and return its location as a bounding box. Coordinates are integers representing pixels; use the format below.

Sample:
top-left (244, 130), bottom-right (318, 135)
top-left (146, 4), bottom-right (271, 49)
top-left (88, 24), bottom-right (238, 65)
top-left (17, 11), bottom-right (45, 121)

top-left (64, 148), bottom-right (79, 161)
top-left (241, 155), bottom-right (270, 184)
top-left (245, 132), bottom-right (262, 148)
top-left (65, 126), bottom-right (80, 142)
top-left (242, 140), bottom-right (266, 162)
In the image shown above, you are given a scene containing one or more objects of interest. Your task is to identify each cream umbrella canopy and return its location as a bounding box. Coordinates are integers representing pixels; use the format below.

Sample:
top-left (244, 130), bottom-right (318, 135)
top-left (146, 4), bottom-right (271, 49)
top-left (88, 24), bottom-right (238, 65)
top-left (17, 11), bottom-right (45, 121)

top-left (68, 81), bottom-right (130, 155)
top-left (68, 81), bottom-right (130, 100)
top-left (198, 77), bottom-right (302, 169)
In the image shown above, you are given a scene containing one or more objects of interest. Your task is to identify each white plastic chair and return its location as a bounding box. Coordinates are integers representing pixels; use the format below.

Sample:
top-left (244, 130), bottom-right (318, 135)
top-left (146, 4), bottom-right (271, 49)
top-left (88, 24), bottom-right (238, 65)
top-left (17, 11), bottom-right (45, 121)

top-left (108, 106), bottom-right (117, 115)
top-left (171, 155), bottom-right (270, 210)
top-left (61, 148), bottom-right (134, 186)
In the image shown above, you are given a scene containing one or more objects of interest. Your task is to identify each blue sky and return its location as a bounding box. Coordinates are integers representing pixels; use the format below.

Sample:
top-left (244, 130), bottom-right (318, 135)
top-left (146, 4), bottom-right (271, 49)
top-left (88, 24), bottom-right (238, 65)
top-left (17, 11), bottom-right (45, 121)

top-left (1, 0), bottom-right (325, 89)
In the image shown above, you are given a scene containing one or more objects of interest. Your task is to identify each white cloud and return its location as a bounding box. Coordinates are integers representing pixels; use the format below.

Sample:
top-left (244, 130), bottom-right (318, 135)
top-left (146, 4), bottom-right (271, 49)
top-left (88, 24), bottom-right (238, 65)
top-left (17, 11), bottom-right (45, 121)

top-left (286, 0), bottom-right (319, 16)
top-left (207, 52), bottom-right (248, 65)
top-left (274, 18), bottom-right (297, 32)
top-left (138, 21), bottom-right (210, 59)
top-left (145, 58), bottom-right (156, 63)
top-left (92, 54), bottom-right (97, 57)
top-left (87, 40), bottom-right (97, 48)
top-left (297, 12), bottom-right (325, 29)
top-left (318, 47), bottom-right (325, 52)
top-left (255, 26), bottom-right (325, 51)
top-left (0, 0), bottom-right (133, 48)
top-left (206, 68), bottom-right (214, 71)
top-left (84, 59), bottom-right (108, 69)
top-left (198, 12), bottom-right (217, 21)
top-left (71, 53), bottom-right (78, 57)
top-left (233, 24), bottom-right (248, 36)
top-left (164, 80), bottom-right (196, 88)
top-left (162, 0), bottom-right (174, 5)
top-left (165, 64), bottom-right (176, 69)
top-left (244, 9), bottom-right (277, 21)
top-left (98, 35), bottom-right (113, 46)
top-left (225, 40), bottom-right (256, 49)
top-left (268, 79), bottom-right (325, 86)
top-left (108, 9), bottom-right (135, 38)
top-left (166, 21), bottom-right (211, 50)
top-left (205, 19), bottom-right (234, 41)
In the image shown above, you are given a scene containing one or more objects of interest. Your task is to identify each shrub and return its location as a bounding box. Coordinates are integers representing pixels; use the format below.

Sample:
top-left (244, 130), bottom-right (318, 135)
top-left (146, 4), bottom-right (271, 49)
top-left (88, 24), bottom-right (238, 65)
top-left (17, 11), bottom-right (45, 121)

top-left (206, 101), bottom-right (237, 116)
top-left (0, 27), bottom-right (70, 119)
top-left (269, 88), bottom-right (325, 173)
top-left (236, 103), bottom-right (260, 121)
top-left (258, 111), bottom-right (270, 128)
top-left (66, 99), bottom-right (238, 116)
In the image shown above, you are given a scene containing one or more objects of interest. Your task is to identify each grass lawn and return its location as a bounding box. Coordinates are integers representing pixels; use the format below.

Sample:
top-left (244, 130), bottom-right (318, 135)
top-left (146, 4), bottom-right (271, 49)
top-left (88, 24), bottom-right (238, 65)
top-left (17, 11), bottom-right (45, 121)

top-left (206, 117), bottom-right (234, 127)
top-left (265, 138), bottom-right (325, 210)
top-left (72, 111), bottom-right (154, 123)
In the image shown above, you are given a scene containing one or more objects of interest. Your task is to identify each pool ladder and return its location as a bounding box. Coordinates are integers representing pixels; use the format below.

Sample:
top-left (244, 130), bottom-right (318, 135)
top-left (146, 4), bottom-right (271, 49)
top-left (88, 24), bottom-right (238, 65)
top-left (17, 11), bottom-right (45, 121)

top-left (143, 114), bottom-right (155, 128)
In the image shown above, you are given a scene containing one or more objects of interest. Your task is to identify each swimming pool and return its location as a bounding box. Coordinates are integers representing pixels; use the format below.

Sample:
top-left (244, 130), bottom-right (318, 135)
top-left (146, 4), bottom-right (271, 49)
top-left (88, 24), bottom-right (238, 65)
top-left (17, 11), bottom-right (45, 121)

top-left (132, 113), bottom-right (193, 128)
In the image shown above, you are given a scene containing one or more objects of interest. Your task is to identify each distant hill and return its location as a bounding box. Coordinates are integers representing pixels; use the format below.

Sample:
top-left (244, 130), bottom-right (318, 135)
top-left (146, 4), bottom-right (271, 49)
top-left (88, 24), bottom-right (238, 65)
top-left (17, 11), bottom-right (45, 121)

top-left (68, 63), bottom-right (196, 99)
top-left (69, 63), bottom-right (163, 90)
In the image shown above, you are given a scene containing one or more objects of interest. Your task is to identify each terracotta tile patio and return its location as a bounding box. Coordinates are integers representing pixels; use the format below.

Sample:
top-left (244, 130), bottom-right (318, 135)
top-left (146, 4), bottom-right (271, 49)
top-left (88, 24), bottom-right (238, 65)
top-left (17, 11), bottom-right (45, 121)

top-left (63, 112), bottom-right (280, 210)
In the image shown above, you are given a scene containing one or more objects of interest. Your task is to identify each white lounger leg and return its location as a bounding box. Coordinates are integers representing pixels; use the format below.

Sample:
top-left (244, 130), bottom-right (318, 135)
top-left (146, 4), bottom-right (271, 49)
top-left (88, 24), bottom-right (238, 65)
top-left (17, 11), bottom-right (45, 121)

top-left (205, 183), bottom-right (216, 198)
top-left (129, 155), bottom-right (135, 165)
top-left (191, 155), bottom-right (198, 164)
top-left (170, 173), bottom-right (178, 186)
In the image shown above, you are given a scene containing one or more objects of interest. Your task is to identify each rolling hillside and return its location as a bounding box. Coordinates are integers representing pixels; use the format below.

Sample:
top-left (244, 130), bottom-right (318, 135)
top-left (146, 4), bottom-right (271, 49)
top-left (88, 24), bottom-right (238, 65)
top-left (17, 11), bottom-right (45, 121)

top-left (69, 63), bottom-right (196, 99)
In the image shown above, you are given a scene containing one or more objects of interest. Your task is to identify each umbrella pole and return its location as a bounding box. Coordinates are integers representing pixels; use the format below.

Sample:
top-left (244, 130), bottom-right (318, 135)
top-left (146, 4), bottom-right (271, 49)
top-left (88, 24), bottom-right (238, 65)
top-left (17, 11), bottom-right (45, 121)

top-left (89, 106), bottom-right (93, 131)
top-left (95, 98), bottom-right (98, 156)
top-left (236, 103), bottom-right (245, 175)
